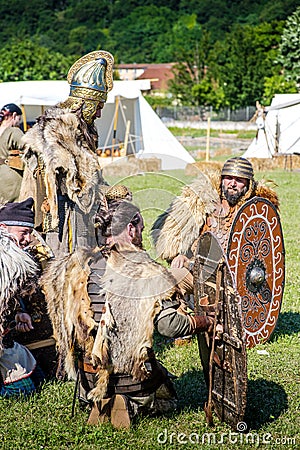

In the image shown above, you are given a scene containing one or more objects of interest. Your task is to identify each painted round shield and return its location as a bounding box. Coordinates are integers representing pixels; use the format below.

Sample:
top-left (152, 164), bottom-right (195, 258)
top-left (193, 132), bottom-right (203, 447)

top-left (194, 232), bottom-right (247, 429)
top-left (227, 197), bottom-right (285, 348)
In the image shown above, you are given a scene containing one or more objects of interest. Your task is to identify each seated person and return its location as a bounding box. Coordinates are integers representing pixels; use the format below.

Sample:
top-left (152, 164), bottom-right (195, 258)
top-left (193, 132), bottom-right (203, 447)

top-left (0, 198), bottom-right (45, 397)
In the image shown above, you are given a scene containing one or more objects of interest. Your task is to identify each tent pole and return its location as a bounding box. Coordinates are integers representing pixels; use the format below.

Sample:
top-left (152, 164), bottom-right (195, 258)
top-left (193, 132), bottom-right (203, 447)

top-left (205, 116), bottom-right (211, 161)
top-left (112, 96), bottom-right (120, 157)
top-left (124, 120), bottom-right (131, 156)
top-left (21, 105), bottom-right (27, 132)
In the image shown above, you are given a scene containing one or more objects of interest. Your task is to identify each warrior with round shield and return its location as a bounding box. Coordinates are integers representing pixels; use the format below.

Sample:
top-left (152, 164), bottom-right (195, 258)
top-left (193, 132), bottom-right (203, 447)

top-left (151, 156), bottom-right (284, 348)
top-left (151, 157), bottom-right (284, 427)
top-left (19, 50), bottom-right (114, 256)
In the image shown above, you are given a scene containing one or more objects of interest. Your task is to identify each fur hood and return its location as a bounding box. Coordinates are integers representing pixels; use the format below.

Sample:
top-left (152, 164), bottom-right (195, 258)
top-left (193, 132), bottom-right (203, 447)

top-left (20, 106), bottom-right (103, 228)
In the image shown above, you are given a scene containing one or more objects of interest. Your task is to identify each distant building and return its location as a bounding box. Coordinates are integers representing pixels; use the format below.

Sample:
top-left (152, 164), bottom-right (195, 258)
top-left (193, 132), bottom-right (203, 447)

top-left (115, 63), bottom-right (175, 92)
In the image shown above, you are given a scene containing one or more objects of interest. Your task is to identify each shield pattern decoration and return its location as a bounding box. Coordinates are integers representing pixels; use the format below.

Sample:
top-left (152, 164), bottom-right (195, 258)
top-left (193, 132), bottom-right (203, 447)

top-left (227, 197), bottom-right (285, 348)
top-left (194, 232), bottom-right (247, 429)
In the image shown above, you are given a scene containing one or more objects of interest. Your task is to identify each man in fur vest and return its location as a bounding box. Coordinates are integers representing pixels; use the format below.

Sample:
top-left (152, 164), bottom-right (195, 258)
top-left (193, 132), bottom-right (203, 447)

top-left (40, 189), bottom-right (219, 428)
top-left (0, 198), bottom-right (46, 396)
top-left (152, 156), bottom-right (279, 275)
top-left (19, 50), bottom-right (114, 256)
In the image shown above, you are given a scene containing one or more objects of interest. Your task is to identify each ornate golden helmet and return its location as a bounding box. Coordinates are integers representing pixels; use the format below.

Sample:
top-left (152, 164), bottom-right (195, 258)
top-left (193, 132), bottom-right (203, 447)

top-left (221, 157), bottom-right (254, 180)
top-left (64, 50), bottom-right (114, 124)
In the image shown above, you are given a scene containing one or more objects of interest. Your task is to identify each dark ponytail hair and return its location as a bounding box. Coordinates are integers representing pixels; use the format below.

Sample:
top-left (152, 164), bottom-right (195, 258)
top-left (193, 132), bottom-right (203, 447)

top-left (94, 199), bottom-right (141, 246)
top-left (0, 103), bottom-right (22, 123)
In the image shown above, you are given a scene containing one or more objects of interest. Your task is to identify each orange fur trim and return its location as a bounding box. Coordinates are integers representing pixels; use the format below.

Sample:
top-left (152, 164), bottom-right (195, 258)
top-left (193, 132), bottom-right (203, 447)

top-left (255, 181), bottom-right (280, 210)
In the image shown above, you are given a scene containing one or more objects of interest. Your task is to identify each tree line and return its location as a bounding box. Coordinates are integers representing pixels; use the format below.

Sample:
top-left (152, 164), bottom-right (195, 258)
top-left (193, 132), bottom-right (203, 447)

top-left (0, 0), bottom-right (300, 109)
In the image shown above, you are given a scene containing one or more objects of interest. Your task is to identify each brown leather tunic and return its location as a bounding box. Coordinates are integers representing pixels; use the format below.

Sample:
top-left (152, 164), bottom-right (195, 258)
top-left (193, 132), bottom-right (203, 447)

top-left (200, 200), bottom-right (239, 252)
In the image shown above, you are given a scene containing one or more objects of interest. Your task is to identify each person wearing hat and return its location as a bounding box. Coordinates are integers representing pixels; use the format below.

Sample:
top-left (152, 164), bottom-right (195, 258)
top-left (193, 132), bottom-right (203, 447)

top-left (151, 156), bottom-right (280, 283)
top-left (0, 198), bottom-right (46, 397)
top-left (0, 103), bottom-right (24, 203)
top-left (0, 196), bottom-right (35, 250)
top-left (19, 50), bottom-right (114, 256)
top-left (0, 197), bottom-right (56, 384)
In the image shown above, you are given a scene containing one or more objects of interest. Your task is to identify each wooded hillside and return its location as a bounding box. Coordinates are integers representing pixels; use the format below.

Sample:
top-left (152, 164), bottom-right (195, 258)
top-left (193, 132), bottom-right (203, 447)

top-left (1, 0), bottom-right (300, 108)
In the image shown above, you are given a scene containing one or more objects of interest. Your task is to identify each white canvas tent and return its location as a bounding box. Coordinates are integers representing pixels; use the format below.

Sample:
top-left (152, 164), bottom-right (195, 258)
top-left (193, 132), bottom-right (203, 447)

top-left (243, 94), bottom-right (300, 159)
top-left (0, 80), bottom-right (194, 170)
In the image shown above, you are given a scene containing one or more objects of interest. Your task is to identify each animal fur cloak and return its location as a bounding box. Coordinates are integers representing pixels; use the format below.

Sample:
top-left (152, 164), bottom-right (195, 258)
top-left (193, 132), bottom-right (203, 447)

top-left (151, 169), bottom-right (279, 261)
top-left (19, 106), bottom-right (105, 230)
top-left (39, 248), bottom-right (96, 380)
top-left (0, 228), bottom-right (39, 355)
top-left (40, 244), bottom-right (180, 402)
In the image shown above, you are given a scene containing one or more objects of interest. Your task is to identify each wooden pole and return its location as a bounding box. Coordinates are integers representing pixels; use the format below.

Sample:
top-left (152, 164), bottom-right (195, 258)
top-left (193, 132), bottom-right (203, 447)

top-left (123, 120), bottom-right (131, 156)
top-left (206, 116), bottom-right (211, 162)
top-left (20, 105), bottom-right (27, 132)
top-left (112, 96), bottom-right (120, 157)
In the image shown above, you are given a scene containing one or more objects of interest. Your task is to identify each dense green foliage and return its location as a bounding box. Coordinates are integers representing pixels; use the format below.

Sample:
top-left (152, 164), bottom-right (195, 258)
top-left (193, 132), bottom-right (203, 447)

top-left (0, 167), bottom-right (299, 449)
top-left (278, 6), bottom-right (300, 84)
top-left (0, 1), bottom-right (300, 108)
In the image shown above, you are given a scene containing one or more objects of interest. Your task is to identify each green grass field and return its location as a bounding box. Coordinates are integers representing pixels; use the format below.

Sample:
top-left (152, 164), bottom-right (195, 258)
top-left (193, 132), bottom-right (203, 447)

top-left (168, 127), bottom-right (257, 140)
top-left (0, 168), bottom-right (299, 450)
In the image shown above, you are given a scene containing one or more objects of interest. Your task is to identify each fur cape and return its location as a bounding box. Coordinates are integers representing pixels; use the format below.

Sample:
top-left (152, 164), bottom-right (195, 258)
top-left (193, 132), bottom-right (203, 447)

top-left (19, 106), bottom-right (103, 229)
top-left (40, 244), bottom-right (179, 402)
top-left (151, 170), bottom-right (280, 261)
top-left (89, 244), bottom-right (178, 401)
top-left (39, 248), bottom-right (96, 380)
top-left (0, 228), bottom-right (39, 355)
top-left (151, 171), bottom-right (219, 261)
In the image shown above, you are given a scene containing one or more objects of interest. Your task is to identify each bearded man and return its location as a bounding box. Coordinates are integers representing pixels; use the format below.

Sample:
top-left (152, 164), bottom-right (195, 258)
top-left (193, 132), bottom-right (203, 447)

top-left (40, 187), bottom-right (218, 428)
top-left (152, 156), bottom-right (279, 272)
top-left (19, 50), bottom-right (114, 256)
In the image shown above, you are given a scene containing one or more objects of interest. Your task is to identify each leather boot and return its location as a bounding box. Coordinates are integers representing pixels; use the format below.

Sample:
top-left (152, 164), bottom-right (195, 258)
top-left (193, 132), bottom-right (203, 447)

top-left (110, 394), bottom-right (131, 429)
top-left (87, 399), bottom-right (111, 425)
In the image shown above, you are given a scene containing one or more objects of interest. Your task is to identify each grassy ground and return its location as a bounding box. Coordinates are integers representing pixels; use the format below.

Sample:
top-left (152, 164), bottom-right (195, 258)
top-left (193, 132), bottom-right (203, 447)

top-left (168, 127), bottom-right (256, 140)
top-left (0, 169), bottom-right (299, 450)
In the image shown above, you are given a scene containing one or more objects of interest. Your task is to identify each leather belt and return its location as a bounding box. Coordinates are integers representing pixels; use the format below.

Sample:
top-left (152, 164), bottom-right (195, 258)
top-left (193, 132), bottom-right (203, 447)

top-left (78, 360), bottom-right (98, 374)
top-left (78, 358), bottom-right (167, 396)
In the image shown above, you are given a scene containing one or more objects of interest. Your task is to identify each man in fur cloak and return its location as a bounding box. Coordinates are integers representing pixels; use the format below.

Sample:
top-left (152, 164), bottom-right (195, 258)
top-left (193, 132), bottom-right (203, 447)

top-left (0, 198), bottom-right (46, 396)
top-left (151, 156), bottom-right (279, 275)
top-left (40, 190), bottom-right (218, 428)
top-left (19, 50), bottom-right (114, 255)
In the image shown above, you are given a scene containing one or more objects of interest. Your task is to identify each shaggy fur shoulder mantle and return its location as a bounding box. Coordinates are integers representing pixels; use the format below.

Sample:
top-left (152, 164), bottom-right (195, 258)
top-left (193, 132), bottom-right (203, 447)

top-left (151, 171), bottom-right (219, 261)
top-left (20, 106), bottom-right (102, 228)
top-left (254, 180), bottom-right (280, 209)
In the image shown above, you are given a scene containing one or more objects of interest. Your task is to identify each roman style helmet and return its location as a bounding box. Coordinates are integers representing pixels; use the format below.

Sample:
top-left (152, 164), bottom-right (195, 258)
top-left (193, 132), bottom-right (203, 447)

top-left (62, 50), bottom-right (114, 124)
top-left (221, 157), bottom-right (255, 204)
top-left (221, 157), bottom-right (254, 180)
